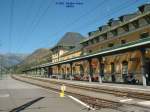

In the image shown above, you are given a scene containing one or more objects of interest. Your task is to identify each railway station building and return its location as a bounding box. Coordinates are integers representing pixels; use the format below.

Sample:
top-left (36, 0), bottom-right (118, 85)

top-left (24, 4), bottom-right (150, 86)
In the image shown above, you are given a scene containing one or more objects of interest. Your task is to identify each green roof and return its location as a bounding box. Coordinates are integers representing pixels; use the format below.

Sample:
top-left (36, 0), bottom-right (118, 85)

top-left (25, 37), bottom-right (150, 71)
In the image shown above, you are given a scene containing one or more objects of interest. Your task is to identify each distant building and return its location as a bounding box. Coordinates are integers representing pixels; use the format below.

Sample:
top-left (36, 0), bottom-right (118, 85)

top-left (50, 32), bottom-right (85, 78)
top-left (51, 32), bottom-right (85, 63)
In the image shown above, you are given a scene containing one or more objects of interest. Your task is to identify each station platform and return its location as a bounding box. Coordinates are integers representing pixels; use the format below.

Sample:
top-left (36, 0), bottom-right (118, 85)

top-left (12, 75), bottom-right (150, 108)
top-left (52, 78), bottom-right (150, 90)
top-left (35, 77), bottom-right (150, 94)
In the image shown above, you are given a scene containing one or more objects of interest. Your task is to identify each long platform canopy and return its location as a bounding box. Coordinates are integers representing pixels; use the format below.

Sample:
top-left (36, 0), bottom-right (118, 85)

top-left (25, 37), bottom-right (150, 71)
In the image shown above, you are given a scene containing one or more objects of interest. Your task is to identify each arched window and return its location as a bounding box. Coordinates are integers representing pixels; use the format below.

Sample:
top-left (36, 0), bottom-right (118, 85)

top-left (122, 61), bottom-right (128, 75)
top-left (111, 62), bottom-right (116, 82)
top-left (122, 61), bottom-right (128, 82)
top-left (80, 65), bottom-right (84, 77)
top-left (111, 62), bottom-right (115, 73)
top-left (67, 68), bottom-right (70, 73)
top-left (100, 63), bottom-right (104, 76)
top-left (62, 68), bottom-right (65, 74)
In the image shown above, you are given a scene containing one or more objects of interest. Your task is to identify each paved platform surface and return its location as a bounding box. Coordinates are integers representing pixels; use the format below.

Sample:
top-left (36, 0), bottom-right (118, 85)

top-left (0, 75), bottom-right (102, 112)
top-left (49, 78), bottom-right (150, 91)
top-left (10, 75), bottom-right (150, 112)
top-left (21, 76), bottom-right (150, 105)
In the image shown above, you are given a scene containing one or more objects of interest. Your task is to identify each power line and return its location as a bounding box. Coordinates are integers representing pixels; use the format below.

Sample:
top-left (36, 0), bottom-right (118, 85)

top-left (15, 0), bottom-right (46, 53)
top-left (27, 0), bottom-right (45, 34)
top-left (39, 0), bottom-right (136, 47)
top-left (15, 0), bottom-right (34, 53)
top-left (17, 0), bottom-right (53, 53)
top-left (9, 0), bottom-right (15, 53)
top-left (29, 0), bottom-right (53, 35)
top-left (72, 0), bottom-right (139, 32)
top-left (37, 0), bottom-right (108, 47)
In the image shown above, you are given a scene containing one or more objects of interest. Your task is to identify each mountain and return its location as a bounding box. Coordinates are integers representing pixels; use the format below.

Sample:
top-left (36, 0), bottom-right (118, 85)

top-left (56, 32), bottom-right (85, 46)
top-left (0, 53), bottom-right (28, 73)
top-left (15, 32), bottom-right (85, 73)
top-left (15, 48), bottom-right (52, 73)
top-left (0, 53), bottom-right (27, 68)
top-left (19, 48), bottom-right (52, 65)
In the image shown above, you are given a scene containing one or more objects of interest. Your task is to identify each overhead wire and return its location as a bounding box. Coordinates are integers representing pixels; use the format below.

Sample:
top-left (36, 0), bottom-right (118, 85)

top-left (15, 0), bottom-right (34, 53)
top-left (9, 0), bottom-right (15, 54)
top-left (37, 0), bottom-right (108, 47)
top-left (72, 0), bottom-right (139, 31)
top-left (39, 0), bottom-right (137, 47)
top-left (29, 0), bottom-right (53, 34)
top-left (16, 0), bottom-right (47, 53)
top-left (17, 0), bottom-right (53, 53)
top-left (16, 0), bottom-right (144, 53)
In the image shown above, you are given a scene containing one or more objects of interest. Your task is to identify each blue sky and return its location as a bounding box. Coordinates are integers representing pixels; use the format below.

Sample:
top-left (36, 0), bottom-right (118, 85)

top-left (0, 0), bottom-right (149, 54)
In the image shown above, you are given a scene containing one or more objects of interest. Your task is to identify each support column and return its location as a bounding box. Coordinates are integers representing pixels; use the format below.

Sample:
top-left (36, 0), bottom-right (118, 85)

top-left (40, 68), bottom-right (42, 76)
top-left (36, 68), bottom-right (38, 76)
top-left (48, 67), bottom-right (52, 78)
top-left (98, 57), bottom-right (102, 84)
top-left (141, 48), bottom-right (147, 86)
top-left (57, 65), bottom-right (61, 79)
top-left (70, 62), bottom-right (73, 80)
top-left (88, 59), bottom-right (92, 82)
top-left (41, 68), bottom-right (44, 77)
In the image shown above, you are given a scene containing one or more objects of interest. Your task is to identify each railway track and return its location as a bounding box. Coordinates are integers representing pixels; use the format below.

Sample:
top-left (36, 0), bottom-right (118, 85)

top-left (23, 76), bottom-right (150, 100)
top-left (12, 75), bottom-right (150, 112)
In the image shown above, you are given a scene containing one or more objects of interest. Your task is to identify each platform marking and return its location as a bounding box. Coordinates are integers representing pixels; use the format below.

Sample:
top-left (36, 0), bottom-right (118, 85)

top-left (0, 94), bottom-right (10, 98)
top-left (137, 101), bottom-right (150, 106)
top-left (120, 99), bottom-right (133, 102)
top-left (45, 88), bottom-right (95, 110)
top-left (68, 95), bottom-right (95, 111)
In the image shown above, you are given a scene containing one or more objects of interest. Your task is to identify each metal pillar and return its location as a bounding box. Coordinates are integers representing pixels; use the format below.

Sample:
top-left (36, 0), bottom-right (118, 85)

top-left (98, 58), bottom-right (102, 84)
top-left (141, 49), bottom-right (147, 86)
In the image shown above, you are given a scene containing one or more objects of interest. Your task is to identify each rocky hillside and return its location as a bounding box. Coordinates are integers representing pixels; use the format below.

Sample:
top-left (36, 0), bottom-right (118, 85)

top-left (0, 53), bottom-right (27, 67)
top-left (20, 48), bottom-right (51, 65)
top-left (16, 48), bottom-right (52, 73)
top-left (0, 53), bottom-right (28, 73)
top-left (15, 32), bottom-right (85, 73)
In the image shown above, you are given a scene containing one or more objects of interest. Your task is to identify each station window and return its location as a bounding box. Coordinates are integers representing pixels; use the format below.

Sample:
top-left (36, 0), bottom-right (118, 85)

top-left (70, 46), bottom-right (75, 49)
top-left (102, 33), bottom-right (107, 40)
top-left (83, 42), bottom-right (89, 47)
top-left (122, 61), bottom-right (128, 78)
top-left (121, 39), bottom-right (126, 44)
top-left (95, 37), bottom-right (99, 43)
top-left (122, 25), bottom-right (129, 32)
top-left (111, 63), bottom-right (115, 73)
top-left (132, 20), bottom-right (139, 28)
top-left (89, 50), bottom-right (92, 53)
top-left (144, 16), bottom-right (150, 24)
top-left (108, 43), bottom-right (114, 47)
top-left (112, 29), bottom-right (118, 36)
top-left (140, 32), bottom-right (149, 39)
top-left (103, 36), bottom-right (107, 40)
top-left (91, 39), bottom-right (94, 44)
